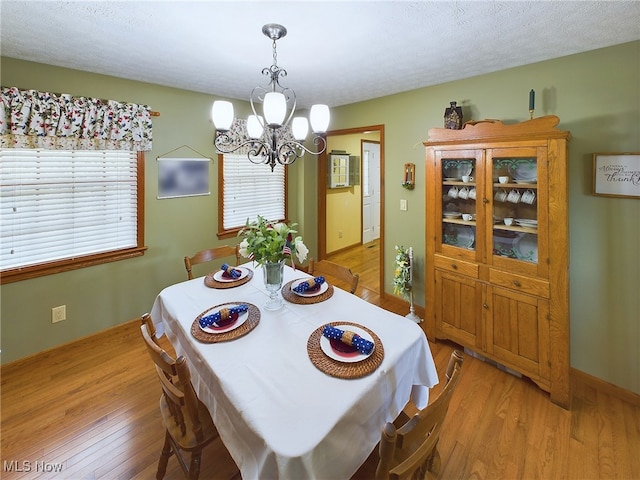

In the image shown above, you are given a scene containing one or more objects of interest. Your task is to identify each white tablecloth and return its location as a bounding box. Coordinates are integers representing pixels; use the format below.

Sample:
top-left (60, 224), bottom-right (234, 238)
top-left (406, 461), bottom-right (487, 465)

top-left (150, 263), bottom-right (438, 479)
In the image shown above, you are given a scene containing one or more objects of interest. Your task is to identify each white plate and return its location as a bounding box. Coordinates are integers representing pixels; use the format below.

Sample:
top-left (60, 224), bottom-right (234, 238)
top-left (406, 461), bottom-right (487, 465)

top-left (443, 212), bottom-right (462, 218)
top-left (508, 161), bottom-right (537, 182)
top-left (291, 278), bottom-right (330, 297)
top-left (515, 219), bottom-right (538, 227)
top-left (443, 160), bottom-right (473, 180)
top-left (514, 234), bottom-right (538, 262)
top-left (320, 324), bottom-right (374, 363)
top-left (200, 304), bottom-right (248, 334)
top-left (514, 179), bottom-right (537, 184)
top-left (212, 267), bottom-right (249, 283)
top-left (444, 225), bottom-right (475, 248)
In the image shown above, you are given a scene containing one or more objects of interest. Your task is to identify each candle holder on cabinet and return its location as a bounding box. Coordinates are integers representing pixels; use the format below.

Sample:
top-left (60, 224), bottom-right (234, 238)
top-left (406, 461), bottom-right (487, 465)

top-left (529, 89), bottom-right (535, 119)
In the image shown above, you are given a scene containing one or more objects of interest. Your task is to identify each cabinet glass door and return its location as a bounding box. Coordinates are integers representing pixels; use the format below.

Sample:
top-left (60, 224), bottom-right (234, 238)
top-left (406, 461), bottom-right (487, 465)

top-left (330, 154), bottom-right (349, 188)
top-left (441, 156), bottom-right (477, 252)
top-left (491, 154), bottom-right (538, 264)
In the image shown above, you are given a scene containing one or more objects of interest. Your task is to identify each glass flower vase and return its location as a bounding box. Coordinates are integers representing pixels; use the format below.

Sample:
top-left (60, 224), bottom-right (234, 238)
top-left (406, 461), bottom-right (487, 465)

top-left (262, 260), bottom-right (285, 310)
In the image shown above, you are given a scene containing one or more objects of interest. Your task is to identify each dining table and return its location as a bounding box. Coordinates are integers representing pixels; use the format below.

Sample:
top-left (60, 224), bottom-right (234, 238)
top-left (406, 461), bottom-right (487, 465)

top-left (149, 261), bottom-right (438, 480)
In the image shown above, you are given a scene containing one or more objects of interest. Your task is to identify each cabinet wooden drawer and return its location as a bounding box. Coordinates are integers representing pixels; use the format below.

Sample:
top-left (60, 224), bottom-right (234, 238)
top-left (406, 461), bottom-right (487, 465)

top-left (434, 255), bottom-right (479, 278)
top-left (489, 269), bottom-right (550, 298)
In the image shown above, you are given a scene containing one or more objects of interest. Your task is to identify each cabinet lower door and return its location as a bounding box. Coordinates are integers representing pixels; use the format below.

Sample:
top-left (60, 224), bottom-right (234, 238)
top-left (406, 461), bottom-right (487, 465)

top-left (434, 270), bottom-right (482, 348)
top-left (485, 285), bottom-right (550, 387)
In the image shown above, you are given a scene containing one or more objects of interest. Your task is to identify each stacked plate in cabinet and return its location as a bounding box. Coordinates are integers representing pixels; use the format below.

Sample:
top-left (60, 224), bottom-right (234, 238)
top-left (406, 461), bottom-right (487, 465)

top-left (514, 218), bottom-right (537, 228)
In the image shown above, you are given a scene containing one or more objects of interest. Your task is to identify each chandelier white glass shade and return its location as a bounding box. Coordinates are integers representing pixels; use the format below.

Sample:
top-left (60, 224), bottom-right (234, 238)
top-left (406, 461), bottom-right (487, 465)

top-left (211, 24), bottom-right (330, 171)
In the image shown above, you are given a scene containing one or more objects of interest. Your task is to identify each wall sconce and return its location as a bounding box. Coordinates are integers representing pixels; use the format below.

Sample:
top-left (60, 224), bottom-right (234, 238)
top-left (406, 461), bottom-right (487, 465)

top-left (402, 163), bottom-right (415, 190)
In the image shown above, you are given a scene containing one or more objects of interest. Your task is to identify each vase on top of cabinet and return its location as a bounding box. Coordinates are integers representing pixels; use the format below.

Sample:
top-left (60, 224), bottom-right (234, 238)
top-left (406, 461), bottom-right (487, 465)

top-left (424, 116), bottom-right (571, 408)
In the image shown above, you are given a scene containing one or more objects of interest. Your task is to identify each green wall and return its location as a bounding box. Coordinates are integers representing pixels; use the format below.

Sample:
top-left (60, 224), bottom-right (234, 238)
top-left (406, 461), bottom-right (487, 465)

top-left (1, 41), bottom-right (638, 395)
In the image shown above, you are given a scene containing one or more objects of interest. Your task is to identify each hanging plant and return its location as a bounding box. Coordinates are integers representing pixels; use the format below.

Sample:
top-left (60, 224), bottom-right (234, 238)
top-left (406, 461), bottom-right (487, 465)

top-left (393, 245), bottom-right (412, 299)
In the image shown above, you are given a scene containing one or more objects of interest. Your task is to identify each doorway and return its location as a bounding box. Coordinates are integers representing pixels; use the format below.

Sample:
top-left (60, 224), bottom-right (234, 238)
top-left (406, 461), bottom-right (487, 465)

top-left (318, 125), bottom-right (384, 295)
top-left (362, 140), bottom-right (381, 244)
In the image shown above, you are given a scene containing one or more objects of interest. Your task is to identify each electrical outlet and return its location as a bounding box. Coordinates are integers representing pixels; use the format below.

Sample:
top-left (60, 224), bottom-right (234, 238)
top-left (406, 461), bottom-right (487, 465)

top-left (338, 231), bottom-right (343, 238)
top-left (52, 305), bottom-right (66, 323)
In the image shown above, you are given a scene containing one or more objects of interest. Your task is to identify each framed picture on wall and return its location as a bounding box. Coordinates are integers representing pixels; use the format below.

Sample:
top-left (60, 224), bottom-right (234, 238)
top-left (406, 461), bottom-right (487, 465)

top-left (592, 152), bottom-right (640, 198)
top-left (157, 157), bottom-right (210, 199)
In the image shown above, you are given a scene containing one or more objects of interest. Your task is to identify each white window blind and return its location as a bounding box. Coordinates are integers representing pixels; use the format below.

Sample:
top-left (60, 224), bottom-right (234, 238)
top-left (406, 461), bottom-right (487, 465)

top-left (0, 149), bottom-right (138, 271)
top-left (222, 154), bottom-right (285, 230)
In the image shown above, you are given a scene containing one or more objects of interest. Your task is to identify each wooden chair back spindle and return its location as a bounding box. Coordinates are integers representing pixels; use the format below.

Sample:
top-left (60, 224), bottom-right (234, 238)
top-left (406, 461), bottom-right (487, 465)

top-left (308, 258), bottom-right (360, 294)
top-left (184, 245), bottom-right (241, 280)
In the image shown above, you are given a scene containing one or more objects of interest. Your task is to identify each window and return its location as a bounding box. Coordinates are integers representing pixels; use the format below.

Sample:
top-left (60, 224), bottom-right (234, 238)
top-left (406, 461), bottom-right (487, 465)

top-left (0, 148), bottom-right (146, 283)
top-left (218, 153), bottom-right (287, 238)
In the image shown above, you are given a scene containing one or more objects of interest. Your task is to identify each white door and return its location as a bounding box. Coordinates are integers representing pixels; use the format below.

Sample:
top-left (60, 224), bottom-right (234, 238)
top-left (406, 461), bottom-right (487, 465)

top-left (362, 141), bottom-right (381, 244)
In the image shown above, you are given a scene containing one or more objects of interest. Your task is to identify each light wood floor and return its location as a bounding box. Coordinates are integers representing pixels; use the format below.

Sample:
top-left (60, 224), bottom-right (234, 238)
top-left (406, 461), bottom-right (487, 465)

top-left (327, 239), bottom-right (381, 295)
top-left (2, 243), bottom-right (639, 479)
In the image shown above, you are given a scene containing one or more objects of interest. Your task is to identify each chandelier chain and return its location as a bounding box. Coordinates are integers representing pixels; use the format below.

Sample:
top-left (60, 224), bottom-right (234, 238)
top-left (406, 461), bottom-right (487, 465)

top-left (272, 39), bottom-right (278, 69)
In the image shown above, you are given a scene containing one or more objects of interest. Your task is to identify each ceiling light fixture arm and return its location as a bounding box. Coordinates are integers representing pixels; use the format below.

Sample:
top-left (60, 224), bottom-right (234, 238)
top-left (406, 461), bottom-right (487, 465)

top-left (214, 129), bottom-right (327, 172)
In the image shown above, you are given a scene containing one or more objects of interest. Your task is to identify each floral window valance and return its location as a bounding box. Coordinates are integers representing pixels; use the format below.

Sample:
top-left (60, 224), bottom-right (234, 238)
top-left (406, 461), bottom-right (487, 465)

top-left (0, 86), bottom-right (152, 151)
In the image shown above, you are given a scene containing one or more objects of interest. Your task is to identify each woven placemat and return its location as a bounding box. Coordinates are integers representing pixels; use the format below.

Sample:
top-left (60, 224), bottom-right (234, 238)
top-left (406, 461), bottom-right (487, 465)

top-left (204, 268), bottom-right (254, 289)
top-left (307, 321), bottom-right (384, 379)
top-left (282, 280), bottom-right (334, 304)
top-left (191, 302), bottom-right (260, 343)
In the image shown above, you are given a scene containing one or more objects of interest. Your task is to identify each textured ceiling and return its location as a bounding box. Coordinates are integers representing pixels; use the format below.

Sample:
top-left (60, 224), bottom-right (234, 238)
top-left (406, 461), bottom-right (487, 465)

top-left (2, 1), bottom-right (639, 108)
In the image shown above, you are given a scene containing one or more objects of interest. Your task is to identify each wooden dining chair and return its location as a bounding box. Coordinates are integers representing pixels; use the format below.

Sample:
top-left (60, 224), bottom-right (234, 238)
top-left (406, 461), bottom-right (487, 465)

top-left (308, 258), bottom-right (360, 294)
top-left (184, 245), bottom-right (241, 280)
top-left (140, 314), bottom-right (220, 480)
top-left (355, 349), bottom-right (464, 480)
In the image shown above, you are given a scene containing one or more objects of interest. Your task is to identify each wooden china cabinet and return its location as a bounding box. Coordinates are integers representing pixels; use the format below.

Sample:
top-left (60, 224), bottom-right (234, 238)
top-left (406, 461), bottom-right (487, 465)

top-left (424, 116), bottom-right (571, 408)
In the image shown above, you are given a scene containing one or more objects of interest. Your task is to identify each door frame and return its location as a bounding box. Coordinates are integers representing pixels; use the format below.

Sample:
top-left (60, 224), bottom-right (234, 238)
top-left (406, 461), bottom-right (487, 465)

top-left (318, 124), bottom-right (385, 297)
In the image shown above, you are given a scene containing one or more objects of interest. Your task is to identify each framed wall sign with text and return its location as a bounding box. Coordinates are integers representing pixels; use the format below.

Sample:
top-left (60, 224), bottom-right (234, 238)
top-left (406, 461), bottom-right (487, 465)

top-left (592, 152), bottom-right (640, 199)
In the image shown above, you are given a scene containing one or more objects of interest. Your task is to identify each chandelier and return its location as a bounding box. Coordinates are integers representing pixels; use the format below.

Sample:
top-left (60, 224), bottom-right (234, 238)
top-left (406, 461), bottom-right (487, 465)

top-left (211, 24), bottom-right (330, 172)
